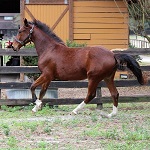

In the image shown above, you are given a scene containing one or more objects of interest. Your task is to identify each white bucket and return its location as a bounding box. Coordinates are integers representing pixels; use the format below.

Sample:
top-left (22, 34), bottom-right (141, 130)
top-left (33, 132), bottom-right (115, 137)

top-left (6, 89), bottom-right (58, 99)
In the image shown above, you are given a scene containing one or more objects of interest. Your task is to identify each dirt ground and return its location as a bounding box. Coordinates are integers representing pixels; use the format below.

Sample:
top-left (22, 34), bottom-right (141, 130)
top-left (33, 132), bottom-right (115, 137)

top-left (58, 86), bottom-right (150, 98)
top-left (0, 80), bottom-right (149, 149)
top-left (0, 102), bottom-right (149, 149)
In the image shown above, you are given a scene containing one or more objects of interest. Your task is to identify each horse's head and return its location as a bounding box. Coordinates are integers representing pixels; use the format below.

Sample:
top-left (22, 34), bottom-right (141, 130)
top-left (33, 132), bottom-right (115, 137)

top-left (12, 18), bottom-right (34, 51)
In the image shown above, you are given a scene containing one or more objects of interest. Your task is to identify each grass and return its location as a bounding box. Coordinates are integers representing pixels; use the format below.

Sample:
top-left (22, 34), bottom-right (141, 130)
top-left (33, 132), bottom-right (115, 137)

top-left (0, 102), bottom-right (149, 149)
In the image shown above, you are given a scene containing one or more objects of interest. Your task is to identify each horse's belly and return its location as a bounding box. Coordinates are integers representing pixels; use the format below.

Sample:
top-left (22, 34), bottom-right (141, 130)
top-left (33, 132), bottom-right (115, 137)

top-left (55, 69), bottom-right (87, 81)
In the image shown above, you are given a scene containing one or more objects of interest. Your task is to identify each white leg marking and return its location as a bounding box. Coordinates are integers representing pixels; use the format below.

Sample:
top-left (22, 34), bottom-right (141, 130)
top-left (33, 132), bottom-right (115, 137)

top-left (32, 99), bottom-right (42, 113)
top-left (107, 105), bottom-right (118, 118)
top-left (72, 101), bottom-right (86, 115)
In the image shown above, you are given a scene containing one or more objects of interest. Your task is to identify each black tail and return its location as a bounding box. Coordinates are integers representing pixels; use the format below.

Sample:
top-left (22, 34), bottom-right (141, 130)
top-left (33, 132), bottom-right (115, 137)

top-left (114, 53), bottom-right (146, 85)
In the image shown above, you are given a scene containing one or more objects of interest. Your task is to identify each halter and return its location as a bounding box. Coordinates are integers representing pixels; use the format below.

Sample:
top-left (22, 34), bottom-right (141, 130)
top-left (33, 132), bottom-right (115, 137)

top-left (14, 24), bottom-right (34, 46)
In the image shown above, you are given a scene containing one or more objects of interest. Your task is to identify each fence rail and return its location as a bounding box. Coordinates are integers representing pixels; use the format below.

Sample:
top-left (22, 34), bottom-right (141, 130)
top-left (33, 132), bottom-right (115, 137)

top-left (1, 48), bottom-right (150, 56)
top-left (130, 39), bottom-right (150, 48)
top-left (0, 48), bottom-right (150, 106)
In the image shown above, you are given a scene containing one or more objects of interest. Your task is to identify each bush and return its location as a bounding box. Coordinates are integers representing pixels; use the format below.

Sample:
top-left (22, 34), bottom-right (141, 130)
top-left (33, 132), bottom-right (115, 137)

top-left (23, 44), bottom-right (40, 80)
top-left (66, 40), bottom-right (87, 47)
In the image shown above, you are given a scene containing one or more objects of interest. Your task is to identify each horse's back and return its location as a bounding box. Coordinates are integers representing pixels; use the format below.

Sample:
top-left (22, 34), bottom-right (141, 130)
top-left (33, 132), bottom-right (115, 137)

top-left (63, 45), bottom-right (115, 80)
top-left (72, 45), bottom-right (115, 64)
top-left (40, 45), bottom-right (116, 80)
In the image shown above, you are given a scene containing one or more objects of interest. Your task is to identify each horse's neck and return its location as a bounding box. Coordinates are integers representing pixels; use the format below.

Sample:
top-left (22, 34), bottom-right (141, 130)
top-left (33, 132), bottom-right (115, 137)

top-left (32, 29), bottom-right (59, 56)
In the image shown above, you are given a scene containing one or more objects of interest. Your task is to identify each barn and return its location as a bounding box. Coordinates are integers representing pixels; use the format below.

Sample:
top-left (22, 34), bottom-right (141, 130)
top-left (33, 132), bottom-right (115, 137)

top-left (22, 0), bottom-right (129, 50)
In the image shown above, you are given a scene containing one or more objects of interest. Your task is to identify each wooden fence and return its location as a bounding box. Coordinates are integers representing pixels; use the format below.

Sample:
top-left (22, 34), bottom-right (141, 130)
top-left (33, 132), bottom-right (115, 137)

top-left (130, 39), bottom-right (150, 48)
top-left (0, 48), bottom-right (150, 107)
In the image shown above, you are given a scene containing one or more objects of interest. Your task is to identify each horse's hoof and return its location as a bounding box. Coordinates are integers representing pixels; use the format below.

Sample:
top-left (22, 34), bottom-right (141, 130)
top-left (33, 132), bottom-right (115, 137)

top-left (32, 105), bottom-right (39, 113)
top-left (32, 108), bottom-right (37, 113)
top-left (32, 110), bottom-right (36, 114)
top-left (107, 114), bottom-right (112, 118)
top-left (70, 111), bottom-right (77, 115)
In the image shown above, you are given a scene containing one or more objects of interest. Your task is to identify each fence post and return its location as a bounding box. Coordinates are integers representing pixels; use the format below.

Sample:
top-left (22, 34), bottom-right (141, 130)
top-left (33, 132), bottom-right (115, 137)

top-left (96, 87), bottom-right (103, 110)
top-left (0, 55), bottom-right (1, 99)
top-left (19, 56), bottom-right (24, 82)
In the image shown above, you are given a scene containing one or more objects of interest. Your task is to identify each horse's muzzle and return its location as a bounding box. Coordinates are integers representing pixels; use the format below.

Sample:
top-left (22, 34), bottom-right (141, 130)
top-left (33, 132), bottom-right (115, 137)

top-left (11, 45), bottom-right (18, 51)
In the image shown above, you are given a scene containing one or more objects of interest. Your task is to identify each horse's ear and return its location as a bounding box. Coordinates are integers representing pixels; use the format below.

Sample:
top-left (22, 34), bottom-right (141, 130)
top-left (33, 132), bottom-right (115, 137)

top-left (24, 18), bottom-right (28, 27)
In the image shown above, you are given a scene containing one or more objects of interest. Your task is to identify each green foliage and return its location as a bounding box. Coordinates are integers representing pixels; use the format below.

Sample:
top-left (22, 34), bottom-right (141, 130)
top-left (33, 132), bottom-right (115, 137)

top-left (90, 113), bottom-right (98, 122)
top-left (122, 125), bottom-right (150, 141)
top-left (66, 40), bottom-right (87, 47)
top-left (7, 136), bottom-right (18, 148)
top-left (22, 121), bottom-right (38, 133)
top-left (43, 122), bottom-right (52, 135)
top-left (2, 124), bottom-right (10, 136)
top-left (24, 43), bottom-right (35, 49)
top-left (105, 141), bottom-right (149, 150)
top-left (23, 43), bottom-right (37, 66)
top-left (38, 141), bottom-right (47, 149)
top-left (1, 105), bottom-right (21, 112)
top-left (23, 44), bottom-right (40, 80)
top-left (23, 56), bottom-right (37, 66)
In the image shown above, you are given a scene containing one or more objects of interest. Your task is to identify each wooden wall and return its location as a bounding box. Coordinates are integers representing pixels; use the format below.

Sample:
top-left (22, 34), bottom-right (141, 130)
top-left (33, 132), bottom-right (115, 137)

top-left (25, 3), bottom-right (69, 43)
top-left (73, 0), bottom-right (129, 49)
top-left (24, 0), bottom-right (129, 49)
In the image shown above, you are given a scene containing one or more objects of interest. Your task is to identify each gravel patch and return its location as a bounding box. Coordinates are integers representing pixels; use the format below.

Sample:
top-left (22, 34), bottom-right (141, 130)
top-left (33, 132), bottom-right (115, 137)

top-left (58, 86), bottom-right (150, 99)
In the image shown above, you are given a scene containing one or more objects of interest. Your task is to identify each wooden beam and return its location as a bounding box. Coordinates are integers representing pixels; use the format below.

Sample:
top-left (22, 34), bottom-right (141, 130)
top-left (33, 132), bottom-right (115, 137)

top-left (0, 96), bottom-right (150, 106)
top-left (20, 0), bottom-right (25, 82)
top-left (20, 0), bottom-right (25, 26)
top-left (25, 0), bottom-right (67, 5)
top-left (25, 5), bottom-right (36, 21)
top-left (0, 80), bottom-right (149, 89)
top-left (1, 48), bottom-right (150, 56)
top-left (51, 5), bottom-right (69, 31)
top-left (0, 48), bottom-right (37, 56)
top-left (69, 0), bottom-right (74, 41)
top-left (112, 48), bottom-right (150, 54)
top-left (0, 66), bottom-right (40, 74)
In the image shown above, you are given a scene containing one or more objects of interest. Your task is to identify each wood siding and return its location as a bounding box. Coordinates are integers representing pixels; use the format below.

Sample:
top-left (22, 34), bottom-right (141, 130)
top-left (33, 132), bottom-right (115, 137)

top-left (24, 0), bottom-right (129, 49)
top-left (25, 4), bottom-right (69, 43)
top-left (73, 0), bottom-right (129, 49)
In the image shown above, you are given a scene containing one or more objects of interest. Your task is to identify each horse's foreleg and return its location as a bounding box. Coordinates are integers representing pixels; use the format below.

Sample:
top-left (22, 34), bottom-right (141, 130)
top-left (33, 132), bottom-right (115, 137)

top-left (32, 81), bottom-right (50, 112)
top-left (30, 75), bottom-right (51, 112)
top-left (104, 78), bottom-right (119, 118)
top-left (39, 82), bottom-right (50, 100)
top-left (72, 79), bottom-right (97, 115)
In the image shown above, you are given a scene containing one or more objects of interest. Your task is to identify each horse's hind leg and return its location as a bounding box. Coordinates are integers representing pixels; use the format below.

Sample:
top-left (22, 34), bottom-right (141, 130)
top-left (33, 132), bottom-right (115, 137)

top-left (72, 79), bottom-right (98, 114)
top-left (31, 74), bottom-right (51, 112)
top-left (103, 75), bottom-right (119, 118)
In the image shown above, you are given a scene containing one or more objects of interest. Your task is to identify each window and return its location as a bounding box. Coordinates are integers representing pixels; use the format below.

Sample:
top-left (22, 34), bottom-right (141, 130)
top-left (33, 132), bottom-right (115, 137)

top-left (4, 17), bottom-right (13, 21)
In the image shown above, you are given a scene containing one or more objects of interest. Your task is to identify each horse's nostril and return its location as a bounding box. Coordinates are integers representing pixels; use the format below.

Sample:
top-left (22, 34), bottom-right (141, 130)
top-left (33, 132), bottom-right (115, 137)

top-left (12, 46), bottom-right (16, 51)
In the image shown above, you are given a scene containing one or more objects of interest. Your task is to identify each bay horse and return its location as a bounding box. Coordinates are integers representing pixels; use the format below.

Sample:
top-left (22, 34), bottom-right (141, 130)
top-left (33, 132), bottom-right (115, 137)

top-left (12, 18), bottom-right (147, 118)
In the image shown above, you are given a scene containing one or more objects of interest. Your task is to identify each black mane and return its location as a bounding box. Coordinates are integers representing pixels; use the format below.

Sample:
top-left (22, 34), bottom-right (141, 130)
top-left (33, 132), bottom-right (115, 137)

top-left (30, 20), bottom-right (65, 45)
